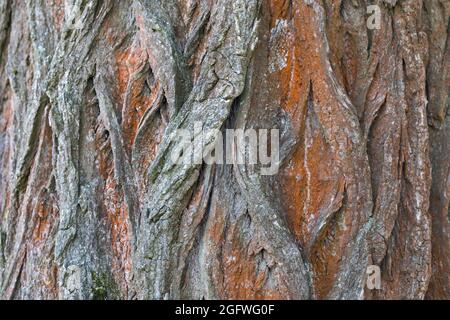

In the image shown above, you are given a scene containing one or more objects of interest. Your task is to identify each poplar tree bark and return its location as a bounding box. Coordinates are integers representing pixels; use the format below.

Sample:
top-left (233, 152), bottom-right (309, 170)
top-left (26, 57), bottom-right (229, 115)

top-left (0, 0), bottom-right (449, 300)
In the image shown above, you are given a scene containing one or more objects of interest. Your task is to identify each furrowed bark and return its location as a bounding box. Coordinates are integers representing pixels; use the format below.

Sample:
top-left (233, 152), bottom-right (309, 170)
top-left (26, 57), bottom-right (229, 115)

top-left (0, 0), bottom-right (449, 300)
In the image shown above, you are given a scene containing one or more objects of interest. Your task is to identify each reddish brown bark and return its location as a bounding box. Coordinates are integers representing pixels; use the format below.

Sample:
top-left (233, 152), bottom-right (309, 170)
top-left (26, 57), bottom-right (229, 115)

top-left (0, 0), bottom-right (449, 300)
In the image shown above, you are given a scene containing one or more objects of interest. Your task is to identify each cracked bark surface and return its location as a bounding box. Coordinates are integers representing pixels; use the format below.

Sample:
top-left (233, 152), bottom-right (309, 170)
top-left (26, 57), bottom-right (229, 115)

top-left (0, 0), bottom-right (449, 300)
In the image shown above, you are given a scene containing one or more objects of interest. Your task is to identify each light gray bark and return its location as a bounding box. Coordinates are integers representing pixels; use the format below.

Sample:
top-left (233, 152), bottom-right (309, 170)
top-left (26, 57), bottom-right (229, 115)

top-left (0, 0), bottom-right (449, 300)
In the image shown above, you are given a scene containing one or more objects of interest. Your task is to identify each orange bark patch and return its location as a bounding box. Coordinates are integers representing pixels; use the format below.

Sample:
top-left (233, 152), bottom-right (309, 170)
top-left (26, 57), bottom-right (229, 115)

top-left (27, 106), bottom-right (56, 246)
top-left (32, 192), bottom-right (57, 245)
top-left (272, 0), bottom-right (359, 298)
top-left (205, 203), bottom-right (287, 299)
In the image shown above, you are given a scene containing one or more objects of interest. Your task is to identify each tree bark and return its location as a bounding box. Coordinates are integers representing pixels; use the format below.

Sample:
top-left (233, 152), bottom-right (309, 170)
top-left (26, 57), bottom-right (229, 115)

top-left (0, 0), bottom-right (449, 300)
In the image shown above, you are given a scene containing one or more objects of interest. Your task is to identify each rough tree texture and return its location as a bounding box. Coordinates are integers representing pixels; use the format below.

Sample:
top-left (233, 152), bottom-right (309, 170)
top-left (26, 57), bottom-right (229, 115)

top-left (0, 0), bottom-right (449, 300)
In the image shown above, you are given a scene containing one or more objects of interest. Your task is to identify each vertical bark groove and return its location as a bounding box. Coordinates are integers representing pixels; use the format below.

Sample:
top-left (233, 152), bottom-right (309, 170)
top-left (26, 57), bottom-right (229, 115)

top-left (0, 0), bottom-right (449, 300)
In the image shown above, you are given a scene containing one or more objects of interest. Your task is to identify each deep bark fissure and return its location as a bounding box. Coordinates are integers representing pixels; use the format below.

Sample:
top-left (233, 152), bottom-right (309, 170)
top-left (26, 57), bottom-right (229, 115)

top-left (0, 0), bottom-right (449, 300)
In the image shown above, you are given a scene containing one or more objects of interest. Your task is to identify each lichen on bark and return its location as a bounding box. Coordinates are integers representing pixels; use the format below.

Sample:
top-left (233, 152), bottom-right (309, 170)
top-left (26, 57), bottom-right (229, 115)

top-left (0, 0), bottom-right (449, 300)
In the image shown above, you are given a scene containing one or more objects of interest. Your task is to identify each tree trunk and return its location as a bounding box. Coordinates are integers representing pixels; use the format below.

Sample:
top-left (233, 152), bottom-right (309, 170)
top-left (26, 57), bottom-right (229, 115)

top-left (0, 0), bottom-right (449, 300)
